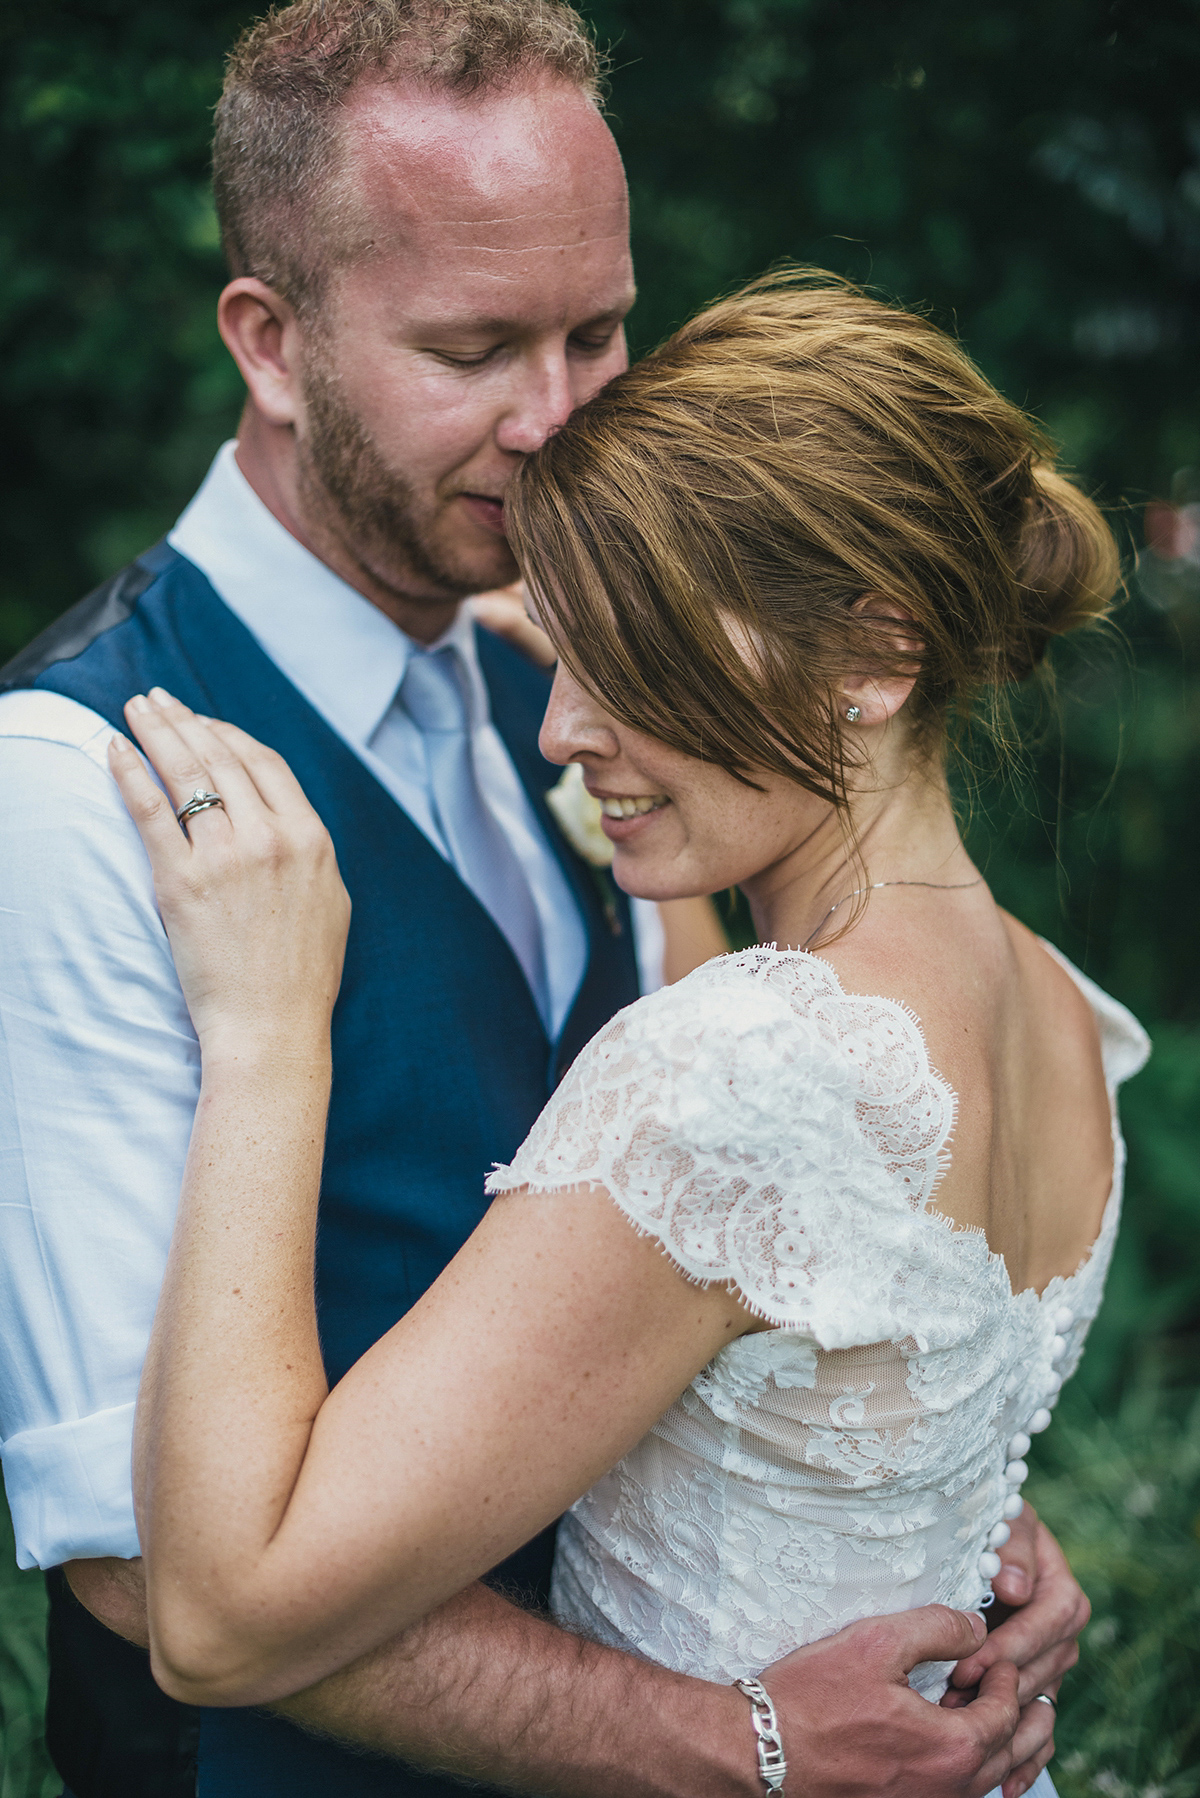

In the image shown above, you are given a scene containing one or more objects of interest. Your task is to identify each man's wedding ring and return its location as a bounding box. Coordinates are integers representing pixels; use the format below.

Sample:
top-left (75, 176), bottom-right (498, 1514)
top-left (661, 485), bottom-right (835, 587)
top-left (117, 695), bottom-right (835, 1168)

top-left (176, 788), bottom-right (225, 829)
top-left (1033, 1693), bottom-right (1057, 1710)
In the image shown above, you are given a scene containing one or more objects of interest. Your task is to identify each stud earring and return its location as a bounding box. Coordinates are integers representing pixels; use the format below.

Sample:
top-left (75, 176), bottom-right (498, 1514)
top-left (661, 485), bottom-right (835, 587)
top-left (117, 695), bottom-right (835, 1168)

top-left (845, 705), bottom-right (861, 723)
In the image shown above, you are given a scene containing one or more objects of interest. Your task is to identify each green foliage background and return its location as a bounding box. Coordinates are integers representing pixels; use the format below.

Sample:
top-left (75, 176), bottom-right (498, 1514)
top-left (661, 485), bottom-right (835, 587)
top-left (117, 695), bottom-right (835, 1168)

top-left (1, 2), bottom-right (1198, 1793)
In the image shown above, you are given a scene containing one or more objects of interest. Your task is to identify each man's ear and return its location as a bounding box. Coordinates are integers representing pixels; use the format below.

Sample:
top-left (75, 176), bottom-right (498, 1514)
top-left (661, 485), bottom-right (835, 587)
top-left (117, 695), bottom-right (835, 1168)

top-left (217, 278), bottom-right (304, 429)
top-left (840, 593), bottom-right (922, 728)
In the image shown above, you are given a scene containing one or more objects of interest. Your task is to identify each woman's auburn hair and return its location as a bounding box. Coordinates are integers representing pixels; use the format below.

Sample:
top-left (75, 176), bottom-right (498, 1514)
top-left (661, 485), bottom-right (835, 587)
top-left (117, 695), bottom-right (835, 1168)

top-left (506, 268), bottom-right (1120, 803)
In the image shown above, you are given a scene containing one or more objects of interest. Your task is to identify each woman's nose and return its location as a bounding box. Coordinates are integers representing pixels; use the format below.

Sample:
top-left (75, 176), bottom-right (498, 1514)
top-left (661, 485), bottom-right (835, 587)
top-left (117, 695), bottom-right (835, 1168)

top-left (539, 664), bottom-right (619, 765)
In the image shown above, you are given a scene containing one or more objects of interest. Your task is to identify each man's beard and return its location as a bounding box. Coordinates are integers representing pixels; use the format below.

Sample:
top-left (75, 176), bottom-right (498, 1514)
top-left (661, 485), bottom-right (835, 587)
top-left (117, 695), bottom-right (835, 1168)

top-left (297, 350), bottom-right (487, 606)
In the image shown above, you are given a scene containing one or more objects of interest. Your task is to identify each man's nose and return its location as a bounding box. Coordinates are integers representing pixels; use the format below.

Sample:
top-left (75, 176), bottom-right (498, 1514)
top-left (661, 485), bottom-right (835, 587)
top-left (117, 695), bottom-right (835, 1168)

top-left (495, 352), bottom-right (575, 457)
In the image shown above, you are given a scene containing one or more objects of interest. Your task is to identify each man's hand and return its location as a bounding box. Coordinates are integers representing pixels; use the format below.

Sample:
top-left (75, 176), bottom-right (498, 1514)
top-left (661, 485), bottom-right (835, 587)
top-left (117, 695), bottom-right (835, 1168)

top-left (761, 1606), bottom-right (1048, 1798)
top-left (939, 1503), bottom-right (1086, 1798)
top-left (753, 1502), bottom-right (1085, 1798)
top-left (969, 1501), bottom-right (1090, 1702)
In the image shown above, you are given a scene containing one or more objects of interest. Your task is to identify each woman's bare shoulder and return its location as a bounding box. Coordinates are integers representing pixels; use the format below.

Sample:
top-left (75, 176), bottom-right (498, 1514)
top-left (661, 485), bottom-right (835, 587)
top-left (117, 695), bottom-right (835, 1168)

top-left (996, 910), bottom-right (1106, 1056)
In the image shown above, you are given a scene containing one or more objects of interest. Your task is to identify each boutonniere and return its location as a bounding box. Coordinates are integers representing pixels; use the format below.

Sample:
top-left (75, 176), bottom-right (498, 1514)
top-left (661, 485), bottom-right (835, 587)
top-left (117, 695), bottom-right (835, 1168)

top-left (545, 763), bottom-right (623, 934)
top-left (545, 763), bottom-right (612, 866)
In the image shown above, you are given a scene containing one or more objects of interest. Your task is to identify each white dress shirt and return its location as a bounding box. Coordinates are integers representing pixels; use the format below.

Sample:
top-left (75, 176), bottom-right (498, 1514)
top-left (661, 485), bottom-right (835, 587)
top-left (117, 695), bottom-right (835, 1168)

top-left (0, 442), bottom-right (655, 1569)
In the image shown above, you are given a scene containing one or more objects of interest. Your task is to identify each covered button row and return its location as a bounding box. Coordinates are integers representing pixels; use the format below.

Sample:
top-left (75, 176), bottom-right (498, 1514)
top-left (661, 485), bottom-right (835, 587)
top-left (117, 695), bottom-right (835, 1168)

top-left (977, 1311), bottom-right (1073, 1577)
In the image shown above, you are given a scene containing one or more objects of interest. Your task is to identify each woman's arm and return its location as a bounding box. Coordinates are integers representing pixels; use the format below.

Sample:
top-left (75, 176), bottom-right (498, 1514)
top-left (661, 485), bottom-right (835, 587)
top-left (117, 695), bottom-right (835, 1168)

top-left (112, 692), bottom-right (749, 1709)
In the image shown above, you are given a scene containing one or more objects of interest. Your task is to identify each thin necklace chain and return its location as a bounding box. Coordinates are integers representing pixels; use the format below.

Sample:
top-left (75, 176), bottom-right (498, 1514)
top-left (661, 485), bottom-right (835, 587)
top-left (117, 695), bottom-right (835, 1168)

top-left (802, 877), bottom-right (984, 951)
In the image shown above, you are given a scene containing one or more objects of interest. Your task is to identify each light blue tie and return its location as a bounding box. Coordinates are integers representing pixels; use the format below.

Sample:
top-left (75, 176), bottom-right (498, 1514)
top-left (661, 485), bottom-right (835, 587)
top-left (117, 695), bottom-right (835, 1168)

top-left (400, 646), bottom-right (549, 1021)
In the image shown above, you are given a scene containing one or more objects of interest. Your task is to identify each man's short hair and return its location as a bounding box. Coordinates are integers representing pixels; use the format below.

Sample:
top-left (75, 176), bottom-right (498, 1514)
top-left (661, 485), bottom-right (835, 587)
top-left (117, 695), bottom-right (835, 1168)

top-left (213, 0), bottom-right (605, 316)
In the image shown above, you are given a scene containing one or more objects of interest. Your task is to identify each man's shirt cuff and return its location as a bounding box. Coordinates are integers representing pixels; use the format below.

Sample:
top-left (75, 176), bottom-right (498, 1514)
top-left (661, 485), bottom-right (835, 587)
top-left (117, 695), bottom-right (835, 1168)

top-left (2, 1403), bottom-right (139, 1568)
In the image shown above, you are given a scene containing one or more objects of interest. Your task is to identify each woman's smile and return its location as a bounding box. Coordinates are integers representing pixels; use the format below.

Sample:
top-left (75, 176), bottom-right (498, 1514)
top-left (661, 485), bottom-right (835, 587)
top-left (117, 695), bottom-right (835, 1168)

top-left (592, 788), bottom-right (671, 839)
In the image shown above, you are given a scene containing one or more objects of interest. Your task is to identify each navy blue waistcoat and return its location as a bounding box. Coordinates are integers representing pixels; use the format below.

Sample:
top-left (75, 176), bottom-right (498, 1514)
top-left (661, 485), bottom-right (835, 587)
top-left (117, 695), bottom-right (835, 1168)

top-left (4, 541), bottom-right (639, 1798)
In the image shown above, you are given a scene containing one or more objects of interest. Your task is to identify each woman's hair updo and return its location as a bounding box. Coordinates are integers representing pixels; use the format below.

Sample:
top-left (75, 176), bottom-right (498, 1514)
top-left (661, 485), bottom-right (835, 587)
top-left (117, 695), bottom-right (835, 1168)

top-left (506, 269), bottom-right (1119, 803)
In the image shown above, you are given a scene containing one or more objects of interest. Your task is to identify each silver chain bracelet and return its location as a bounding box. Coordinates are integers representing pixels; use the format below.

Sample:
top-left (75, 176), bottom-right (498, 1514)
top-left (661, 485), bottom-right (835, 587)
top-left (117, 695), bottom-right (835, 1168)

top-left (733, 1677), bottom-right (788, 1795)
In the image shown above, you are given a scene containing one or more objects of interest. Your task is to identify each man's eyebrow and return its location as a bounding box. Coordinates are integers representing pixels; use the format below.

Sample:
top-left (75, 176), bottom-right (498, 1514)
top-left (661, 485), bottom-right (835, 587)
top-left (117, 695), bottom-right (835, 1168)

top-left (409, 300), bottom-right (637, 338)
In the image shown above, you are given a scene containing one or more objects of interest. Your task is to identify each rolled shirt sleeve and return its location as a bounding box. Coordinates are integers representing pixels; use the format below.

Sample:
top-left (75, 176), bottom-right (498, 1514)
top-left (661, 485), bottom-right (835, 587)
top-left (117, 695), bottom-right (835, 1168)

top-left (0, 691), bottom-right (198, 1568)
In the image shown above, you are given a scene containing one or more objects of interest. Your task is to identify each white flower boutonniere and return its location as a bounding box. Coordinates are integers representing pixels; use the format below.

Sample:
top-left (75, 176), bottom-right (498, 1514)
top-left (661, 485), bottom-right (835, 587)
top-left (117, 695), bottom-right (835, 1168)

top-left (545, 763), bottom-right (623, 934)
top-left (545, 762), bottom-right (614, 868)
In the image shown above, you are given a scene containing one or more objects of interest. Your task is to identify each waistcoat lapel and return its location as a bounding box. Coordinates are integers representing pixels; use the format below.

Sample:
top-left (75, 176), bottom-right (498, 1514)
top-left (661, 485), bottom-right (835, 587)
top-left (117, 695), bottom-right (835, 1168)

top-left (474, 624), bottom-right (638, 1080)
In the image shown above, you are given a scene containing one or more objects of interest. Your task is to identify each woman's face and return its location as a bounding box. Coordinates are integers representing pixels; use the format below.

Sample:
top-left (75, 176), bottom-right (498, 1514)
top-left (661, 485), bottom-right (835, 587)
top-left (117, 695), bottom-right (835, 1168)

top-left (538, 661), bottom-right (832, 902)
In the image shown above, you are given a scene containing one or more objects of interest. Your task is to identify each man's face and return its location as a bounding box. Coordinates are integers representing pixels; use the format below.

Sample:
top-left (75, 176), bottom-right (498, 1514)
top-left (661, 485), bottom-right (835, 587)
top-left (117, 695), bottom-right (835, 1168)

top-left (291, 77), bottom-right (635, 615)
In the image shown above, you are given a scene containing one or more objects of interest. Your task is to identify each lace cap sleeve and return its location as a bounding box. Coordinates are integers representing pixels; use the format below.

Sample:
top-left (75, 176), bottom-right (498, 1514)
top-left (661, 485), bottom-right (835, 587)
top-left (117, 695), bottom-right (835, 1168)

top-left (486, 948), bottom-right (957, 1346)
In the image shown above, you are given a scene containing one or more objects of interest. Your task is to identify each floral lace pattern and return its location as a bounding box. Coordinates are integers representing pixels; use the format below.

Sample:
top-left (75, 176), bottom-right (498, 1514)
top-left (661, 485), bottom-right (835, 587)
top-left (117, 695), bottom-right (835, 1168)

top-left (487, 945), bottom-right (1149, 1695)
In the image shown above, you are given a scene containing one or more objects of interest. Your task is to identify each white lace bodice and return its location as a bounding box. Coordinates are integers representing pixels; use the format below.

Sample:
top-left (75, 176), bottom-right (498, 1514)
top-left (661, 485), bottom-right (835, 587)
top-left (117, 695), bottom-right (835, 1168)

top-left (486, 944), bottom-right (1149, 1696)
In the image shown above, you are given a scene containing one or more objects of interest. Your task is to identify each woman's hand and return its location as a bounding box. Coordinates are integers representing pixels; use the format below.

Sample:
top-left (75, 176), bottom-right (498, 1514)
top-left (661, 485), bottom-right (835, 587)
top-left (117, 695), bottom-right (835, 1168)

top-left (108, 689), bottom-right (351, 1059)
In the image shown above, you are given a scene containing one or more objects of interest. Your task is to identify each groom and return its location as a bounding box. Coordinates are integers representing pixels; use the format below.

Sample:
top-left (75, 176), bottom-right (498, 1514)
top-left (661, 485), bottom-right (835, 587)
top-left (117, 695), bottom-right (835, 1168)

top-left (0, 3), bottom-right (1084, 1795)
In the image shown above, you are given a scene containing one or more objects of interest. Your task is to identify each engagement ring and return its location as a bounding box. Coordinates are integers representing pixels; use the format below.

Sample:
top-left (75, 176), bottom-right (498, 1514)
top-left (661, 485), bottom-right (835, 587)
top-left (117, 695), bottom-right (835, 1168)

top-left (176, 788), bottom-right (225, 828)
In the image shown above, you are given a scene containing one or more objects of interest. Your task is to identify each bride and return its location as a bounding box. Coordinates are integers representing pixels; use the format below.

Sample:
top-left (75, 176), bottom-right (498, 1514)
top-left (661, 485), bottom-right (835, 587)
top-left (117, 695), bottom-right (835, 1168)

top-left (109, 273), bottom-right (1147, 1798)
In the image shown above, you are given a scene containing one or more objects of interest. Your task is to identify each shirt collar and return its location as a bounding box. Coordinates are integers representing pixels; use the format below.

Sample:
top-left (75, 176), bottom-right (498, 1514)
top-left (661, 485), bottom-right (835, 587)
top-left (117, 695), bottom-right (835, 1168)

top-left (168, 441), bottom-right (486, 745)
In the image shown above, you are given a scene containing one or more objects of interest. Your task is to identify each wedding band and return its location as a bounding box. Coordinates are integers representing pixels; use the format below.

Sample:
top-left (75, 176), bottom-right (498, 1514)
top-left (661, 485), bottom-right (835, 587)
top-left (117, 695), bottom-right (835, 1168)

top-left (1033, 1693), bottom-right (1057, 1710)
top-left (176, 788), bottom-right (225, 827)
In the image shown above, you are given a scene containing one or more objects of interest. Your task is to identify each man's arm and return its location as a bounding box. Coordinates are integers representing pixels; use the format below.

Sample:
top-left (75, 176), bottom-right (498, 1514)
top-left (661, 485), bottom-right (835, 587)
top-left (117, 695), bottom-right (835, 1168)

top-left (68, 1559), bottom-right (1025, 1798)
top-left (67, 1561), bottom-right (759, 1793)
top-left (0, 700), bottom-right (199, 1571)
top-left (274, 1587), bottom-right (1031, 1798)
top-left (69, 1502), bottom-right (1074, 1798)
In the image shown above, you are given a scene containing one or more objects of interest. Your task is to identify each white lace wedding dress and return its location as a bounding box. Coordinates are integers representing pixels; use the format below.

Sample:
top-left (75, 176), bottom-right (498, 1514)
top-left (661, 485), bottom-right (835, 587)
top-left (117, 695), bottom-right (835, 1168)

top-left (487, 942), bottom-right (1148, 1795)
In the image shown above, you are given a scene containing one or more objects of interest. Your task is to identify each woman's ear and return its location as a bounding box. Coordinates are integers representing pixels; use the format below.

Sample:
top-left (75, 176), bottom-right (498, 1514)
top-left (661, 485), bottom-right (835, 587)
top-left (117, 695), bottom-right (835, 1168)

top-left (217, 279), bottom-right (303, 429)
top-left (840, 593), bottom-right (922, 728)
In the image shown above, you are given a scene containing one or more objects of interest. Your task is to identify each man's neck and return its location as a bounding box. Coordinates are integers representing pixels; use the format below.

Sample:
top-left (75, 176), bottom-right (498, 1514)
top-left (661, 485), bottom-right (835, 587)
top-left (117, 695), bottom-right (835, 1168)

top-left (232, 411), bottom-right (459, 644)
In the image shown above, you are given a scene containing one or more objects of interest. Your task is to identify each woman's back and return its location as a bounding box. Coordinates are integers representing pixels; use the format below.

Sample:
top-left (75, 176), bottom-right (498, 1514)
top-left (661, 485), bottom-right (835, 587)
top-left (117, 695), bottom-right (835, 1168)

top-left (488, 936), bottom-right (1148, 1693)
top-left (820, 892), bottom-right (1116, 1296)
